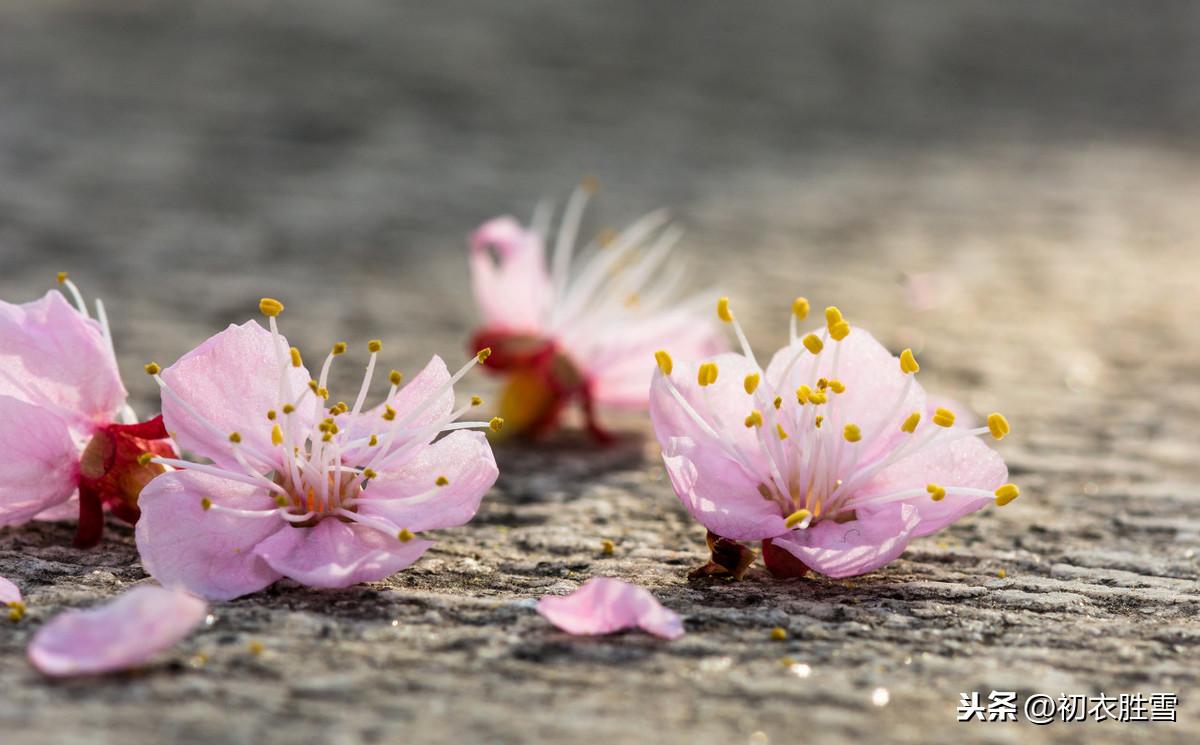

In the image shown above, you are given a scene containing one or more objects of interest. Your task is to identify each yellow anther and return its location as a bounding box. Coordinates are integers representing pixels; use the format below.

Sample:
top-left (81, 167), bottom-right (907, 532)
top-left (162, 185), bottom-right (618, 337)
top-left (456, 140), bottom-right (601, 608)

top-left (331, 342), bottom-right (347, 356)
top-left (824, 306), bottom-right (844, 327)
top-left (321, 432), bottom-right (333, 442)
top-left (56, 271), bottom-right (69, 284)
top-left (797, 385), bottom-right (812, 404)
top-left (697, 362), bottom-right (718, 387)
top-left (435, 475), bottom-right (449, 487)
top-left (744, 373), bottom-right (760, 395)
top-left (282, 404), bottom-right (295, 415)
top-left (773, 396), bottom-right (782, 409)
top-left (926, 483), bottom-right (946, 502)
top-left (601, 539), bottom-right (615, 556)
top-left (274, 494), bottom-right (289, 507)
top-left (144, 362), bottom-right (161, 376)
top-left (776, 423), bottom-right (788, 441)
top-left (598, 228), bottom-right (618, 247)
top-left (489, 417), bottom-right (505, 432)
top-left (717, 296), bottom-right (733, 323)
top-left (802, 333), bottom-right (824, 355)
top-left (816, 378), bottom-right (828, 390)
top-left (843, 424), bottom-right (862, 443)
top-left (809, 390), bottom-right (828, 405)
top-left (901, 411), bottom-right (921, 433)
top-left (792, 297), bottom-right (810, 320)
top-left (258, 297), bottom-right (284, 317)
top-left (579, 175), bottom-right (599, 194)
top-left (654, 349), bottom-right (673, 375)
top-left (997, 568), bottom-right (1007, 579)
top-left (248, 640), bottom-right (265, 656)
top-left (994, 484), bottom-right (1020, 506)
top-left (330, 402), bottom-right (348, 415)
top-left (389, 370), bottom-right (403, 386)
top-left (228, 432), bottom-right (242, 444)
top-left (267, 409), bottom-right (277, 421)
top-left (815, 415), bottom-right (824, 428)
top-left (987, 413), bottom-right (1010, 440)
top-left (829, 320), bottom-right (850, 341)
top-left (829, 379), bottom-right (845, 394)
top-left (8, 601), bottom-right (26, 622)
top-left (271, 424), bottom-right (283, 446)
top-left (744, 409), bottom-right (763, 428)
top-left (368, 434), bottom-right (378, 446)
top-left (397, 528), bottom-right (415, 543)
top-left (362, 468), bottom-right (377, 480)
top-left (137, 452), bottom-right (155, 466)
top-left (200, 497), bottom-right (213, 511)
top-left (308, 380), bottom-right (319, 394)
top-left (316, 387), bottom-right (329, 400)
top-left (770, 627), bottom-right (788, 641)
top-left (899, 348), bottom-right (920, 375)
top-left (470, 395), bottom-right (483, 407)
top-left (932, 407), bottom-right (956, 428)
top-left (368, 339), bottom-right (382, 354)
top-left (382, 405), bottom-right (397, 421)
top-left (784, 509), bottom-right (811, 529)
top-left (476, 347), bottom-right (492, 363)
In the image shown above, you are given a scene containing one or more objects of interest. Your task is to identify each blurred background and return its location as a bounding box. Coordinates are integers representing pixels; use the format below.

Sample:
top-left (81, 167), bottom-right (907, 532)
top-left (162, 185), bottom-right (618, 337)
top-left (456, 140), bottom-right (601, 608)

top-left (1, 2), bottom-right (1199, 743)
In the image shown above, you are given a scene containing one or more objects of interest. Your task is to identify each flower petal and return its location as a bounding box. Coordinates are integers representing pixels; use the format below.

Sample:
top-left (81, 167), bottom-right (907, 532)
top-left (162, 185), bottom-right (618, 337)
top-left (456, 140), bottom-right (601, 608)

top-left (470, 217), bottom-right (552, 334)
top-left (252, 518), bottom-right (433, 589)
top-left (857, 434), bottom-right (1007, 538)
top-left (586, 318), bottom-right (726, 409)
top-left (660, 435), bottom-right (787, 541)
top-left (160, 321), bottom-right (311, 470)
top-left (0, 575), bottom-right (20, 605)
top-left (0, 290), bottom-right (127, 434)
top-left (27, 585), bottom-right (207, 676)
top-left (135, 470), bottom-right (284, 601)
top-left (340, 355), bottom-right (454, 464)
top-left (537, 577), bottom-right (684, 640)
top-left (0, 396), bottom-right (79, 528)
top-left (358, 430), bottom-right (497, 532)
top-left (769, 502), bottom-right (921, 578)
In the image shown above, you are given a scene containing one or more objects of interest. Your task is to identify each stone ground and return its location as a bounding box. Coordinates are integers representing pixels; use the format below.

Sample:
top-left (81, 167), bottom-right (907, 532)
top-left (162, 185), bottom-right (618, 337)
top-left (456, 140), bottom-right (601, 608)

top-left (2, 1), bottom-right (1200, 743)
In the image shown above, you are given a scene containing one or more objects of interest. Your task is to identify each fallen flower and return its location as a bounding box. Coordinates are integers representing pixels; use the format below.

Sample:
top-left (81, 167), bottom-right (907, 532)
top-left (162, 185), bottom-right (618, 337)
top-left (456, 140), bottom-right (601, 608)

top-left (468, 181), bottom-right (725, 440)
top-left (536, 577), bottom-right (684, 640)
top-left (27, 585), bottom-right (207, 676)
top-left (135, 298), bottom-right (499, 600)
top-left (650, 297), bottom-right (1018, 579)
top-left (0, 275), bottom-right (175, 547)
top-left (1, 575), bottom-right (23, 621)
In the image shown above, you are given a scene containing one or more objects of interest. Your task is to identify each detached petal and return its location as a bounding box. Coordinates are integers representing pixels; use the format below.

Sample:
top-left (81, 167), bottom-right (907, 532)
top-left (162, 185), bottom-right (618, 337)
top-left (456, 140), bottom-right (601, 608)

top-left (358, 430), bottom-right (497, 533)
top-left (0, 396), bottom-right (79, 528)
top-left (0, 290), bottom-right (127, 433)
top-left (160, 321), bottom-right (311, 470)
top-left (0, 575), bottom-right (20, 605)
top-left (252, 518), bottom-right (434, 589)
top-left (469, 217), bottom-right (552, 335)
top-left (537, 577), bottom-right (684, 640)
top-left (770, 502), bottom-right (921, 578)
top-left (28, 586), bottom-right (207, 676)
top-left (135, 470), bottom-right (284, 601)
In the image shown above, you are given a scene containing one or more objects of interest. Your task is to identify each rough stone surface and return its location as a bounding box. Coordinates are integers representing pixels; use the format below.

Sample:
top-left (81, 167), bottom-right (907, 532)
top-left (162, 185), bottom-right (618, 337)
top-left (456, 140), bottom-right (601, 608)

top-left (1, 2), bottom-right (1199, 744)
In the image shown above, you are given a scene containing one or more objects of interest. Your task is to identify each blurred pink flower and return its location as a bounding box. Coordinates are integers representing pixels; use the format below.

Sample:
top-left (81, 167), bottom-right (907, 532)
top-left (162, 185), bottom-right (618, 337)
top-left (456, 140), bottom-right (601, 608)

top-left (468, 182), bottom-right (725, 440)
top-left (0, 276), bottom-right (175, 547)
top-left (537, 577), bottom-right (684, 640)
top-left (28, 585), bottom-right (206, 676)
top-left (135, 298), bottom-right (499, 600)
top-left (650, 298), bottom-right (1018, 579)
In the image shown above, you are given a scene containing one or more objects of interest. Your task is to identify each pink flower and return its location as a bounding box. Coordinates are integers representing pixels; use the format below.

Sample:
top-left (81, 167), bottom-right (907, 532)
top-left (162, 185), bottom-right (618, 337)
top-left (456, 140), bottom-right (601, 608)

top-left (135, 298), bottom-right (499, 600)
top-left (27, 585), bottom-right (207, 676)
top-left (2, 575), bottom-right (23, 622)
top-left (650, 298), bottom-right (1019, 579)
top-left (469, 181), bottom-right (725, 440)
top-left (0, 275), bottom-right (176, 547)
top-left (537, 577), bottom-right (684, 640)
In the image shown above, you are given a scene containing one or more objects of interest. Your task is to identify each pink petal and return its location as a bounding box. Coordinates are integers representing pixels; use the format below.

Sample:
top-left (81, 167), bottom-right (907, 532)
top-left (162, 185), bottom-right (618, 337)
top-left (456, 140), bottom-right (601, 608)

top-left (537, 577), bottom-right (684, 640)
top-left (33, 495), bottom-right (80, 522)
top-left (160, 321), bottom-right (312, 471)
top-left (135, 470), bottom-right (284, 601)
top-left (252, 518), bottom-right (434, 589)
top-left (0, 575), bottom-right (20, 605)
top-left (469, 217), bottom-right (552, 334)
top-left (28, 585), bottom-right (207, 676)
top-left (585, 320), bottom-right (726, 409)
top-left (769, 502), bottom-right (921, 578)
top-left (0, 396), bottom-right (80, 528)
top-left (765, 328), bottom-right (926, 463)
top-left (358, 430), bottom-right (497, 532)
top-left (340, 355), bottom-right (454, 463)
top-left (660, 435), bottom-right (787, 541)
top-left (857, 434), bottom-right (1007, 538)
top-left (0, 290), bottom-right (127, 434)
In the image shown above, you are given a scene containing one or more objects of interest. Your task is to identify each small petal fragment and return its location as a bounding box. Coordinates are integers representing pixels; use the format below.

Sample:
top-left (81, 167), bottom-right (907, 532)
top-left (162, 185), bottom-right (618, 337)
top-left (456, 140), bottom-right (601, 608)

top-left (536, 577), bottom-right (684, 640)
top-left (28, 586), bottom-right (207, 676)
